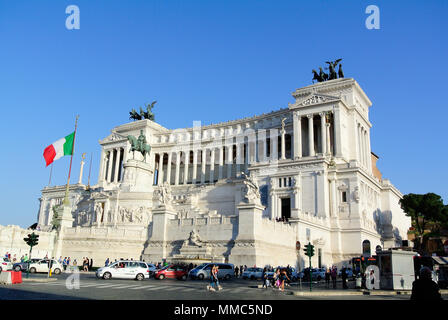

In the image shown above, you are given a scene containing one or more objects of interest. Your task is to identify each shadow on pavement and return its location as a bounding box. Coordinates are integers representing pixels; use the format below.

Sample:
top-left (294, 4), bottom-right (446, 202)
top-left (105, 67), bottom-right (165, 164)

top-left (0, 287), bottom-right (91, 300)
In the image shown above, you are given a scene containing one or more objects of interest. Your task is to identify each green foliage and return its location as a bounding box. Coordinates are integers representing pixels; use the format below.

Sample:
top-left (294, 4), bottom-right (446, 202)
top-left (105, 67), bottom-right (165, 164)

top-left (51, 205), bottom-right (61, 231)
top-left (400, 192), bottom-right (448, 253)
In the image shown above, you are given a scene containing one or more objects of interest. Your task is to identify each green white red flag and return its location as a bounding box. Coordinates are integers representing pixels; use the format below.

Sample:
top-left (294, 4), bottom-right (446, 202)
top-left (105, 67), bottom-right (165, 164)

top-left (43, 132), bottom-right (75, 166)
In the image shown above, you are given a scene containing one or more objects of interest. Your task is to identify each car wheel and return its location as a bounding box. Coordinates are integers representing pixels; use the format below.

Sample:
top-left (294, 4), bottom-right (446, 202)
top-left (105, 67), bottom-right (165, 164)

top-left (317, 276), bottom-right (322, 281)
top-left (14, 266), bottom-right (21, 272)
top-left (53, 268), bottom-right (61, 275)
top-left (181, 274), bottom-right (187, 281)
top-left (29, 267), bottom-right (36, 273)
top-left (224, 274), bottom-right (231, 280)
top-left (198, 274), bottom-right (204, 280)
top-left (103, 272), bottom-right (112, 280)
top-left (250, 275), bottom-right (255, 280)
top-left (158, 274), bottom-right (165, 280)
top-left (136, 273), bottom-right (144, 281)
top-left (0, 266), bottom-right (2, 272)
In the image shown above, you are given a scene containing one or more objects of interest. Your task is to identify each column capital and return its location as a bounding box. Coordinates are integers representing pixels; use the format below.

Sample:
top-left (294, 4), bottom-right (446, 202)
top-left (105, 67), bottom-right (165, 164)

top-left (306, 114), bottom-right (314, 119)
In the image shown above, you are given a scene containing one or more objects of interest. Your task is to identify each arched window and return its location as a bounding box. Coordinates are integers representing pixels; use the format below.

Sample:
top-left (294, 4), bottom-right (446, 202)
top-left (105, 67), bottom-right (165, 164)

top-left (362, 240), bottom-right (371, 257)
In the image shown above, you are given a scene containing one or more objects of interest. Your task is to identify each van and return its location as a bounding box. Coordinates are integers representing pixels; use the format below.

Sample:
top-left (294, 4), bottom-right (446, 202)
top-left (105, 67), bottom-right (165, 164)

top-left (189, 263), bottom-right (234, 280)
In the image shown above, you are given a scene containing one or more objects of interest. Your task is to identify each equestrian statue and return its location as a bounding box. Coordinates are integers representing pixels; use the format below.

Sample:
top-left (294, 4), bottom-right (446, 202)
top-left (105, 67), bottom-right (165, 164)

top-left (127, 130), bottom-right (151, 162)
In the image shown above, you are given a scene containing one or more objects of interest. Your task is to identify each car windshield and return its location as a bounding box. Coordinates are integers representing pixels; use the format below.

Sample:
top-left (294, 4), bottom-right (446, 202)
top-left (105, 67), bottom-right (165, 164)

top-left (196, 263), bottom-right (207, 269)
top-left (160, 265), bottom-right (171, 270)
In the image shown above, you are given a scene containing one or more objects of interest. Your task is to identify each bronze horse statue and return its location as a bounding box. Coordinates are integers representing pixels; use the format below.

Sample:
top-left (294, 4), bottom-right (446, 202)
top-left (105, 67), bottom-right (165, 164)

top-left (127, 134), bottom-right (151, 162)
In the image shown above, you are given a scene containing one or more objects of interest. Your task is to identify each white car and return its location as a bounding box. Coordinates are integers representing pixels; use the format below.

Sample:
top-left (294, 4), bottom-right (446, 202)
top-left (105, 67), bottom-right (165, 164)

top-left (242, 267), bottom-right (264, 280)
top-left (29, 259), bottom-right (63, 275)
top-left (96, 260), bottom-right (152, 280)
top-left (1, 258), bottom-right (13, 272)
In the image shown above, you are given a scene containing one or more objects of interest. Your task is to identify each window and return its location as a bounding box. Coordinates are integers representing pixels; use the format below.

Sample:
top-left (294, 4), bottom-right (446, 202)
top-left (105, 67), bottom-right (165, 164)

top-left (139, 263), bottom-right (147, 268)
top-left (342, 191), bottom-right (347, 203)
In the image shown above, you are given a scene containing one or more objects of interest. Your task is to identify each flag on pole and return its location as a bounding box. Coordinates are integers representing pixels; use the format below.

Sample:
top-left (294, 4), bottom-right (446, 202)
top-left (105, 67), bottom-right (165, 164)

top-left (43, 132), bottom-right (75, 167)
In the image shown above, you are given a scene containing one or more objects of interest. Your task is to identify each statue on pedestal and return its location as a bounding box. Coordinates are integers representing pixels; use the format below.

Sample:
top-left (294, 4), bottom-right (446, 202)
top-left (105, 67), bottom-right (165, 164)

top-left (184, 229), bottom-right (206, 247)
top-left (127, 130), bottom-right (151, 162)
top-left (157, 182), bottom-right (173, 208)
top-left (240, 172), bottom-right (261, 205)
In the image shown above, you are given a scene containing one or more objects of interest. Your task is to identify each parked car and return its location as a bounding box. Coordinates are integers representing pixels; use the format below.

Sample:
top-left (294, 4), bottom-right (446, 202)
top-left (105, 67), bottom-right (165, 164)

top-left (266, 267), bottom-right (299, 282)
top-left (146, 263), bottom-right (157, 277)
top-left (154, 264), bottom-right (188, 280)
top-left (28, 259), bottom-right (63, 275)
top-left (300, 267), bottom-right (326, 281)
top-left (13, 258), bottom-right (41, 272)
top-left (96, 260), bottom-right (152, 280)
top-left (242, 267), bottom-right (264, 280)
top-left (1, 258), bottom-right (13, 272)
top-left (189, 263), bottom-right (234, 280)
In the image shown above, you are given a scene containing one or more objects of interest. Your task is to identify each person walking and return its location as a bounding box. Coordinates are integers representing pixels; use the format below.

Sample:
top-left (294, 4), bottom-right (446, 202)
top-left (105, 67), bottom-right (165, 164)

top-left (341, 267), bottom-right (348, 289)
top-left (262, 267), bottom-right (269, 289)
top-left (331, 266), bottom-right (337, 289)
top-left (280, 269), bottom-right (290, 292)
top-left (83, 257), bottom-right (88, 272)
top-left (89, 258), bottom-right (93, 270)
top-left (411, 267), bottom-right (443, 301)
top-left (62, 257), bottom-right (67, 271)
top-left (325, 267), bottom-right (331, 288)
top-left (105, 258), bottom-right (110, 266)
top-left (207, 265), bottom-right (218, 291)
top-left (234, 266), bottom-right (239, 278)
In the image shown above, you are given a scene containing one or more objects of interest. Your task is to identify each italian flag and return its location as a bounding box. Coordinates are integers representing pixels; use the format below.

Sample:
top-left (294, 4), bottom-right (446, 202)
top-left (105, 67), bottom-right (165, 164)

top-left (43, 132), bottom-right (75, 167)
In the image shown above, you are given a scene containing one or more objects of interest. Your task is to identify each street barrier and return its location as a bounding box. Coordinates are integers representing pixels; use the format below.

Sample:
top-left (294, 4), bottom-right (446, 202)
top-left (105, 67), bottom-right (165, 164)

top-left (0, 271), bottom-right (12, 285)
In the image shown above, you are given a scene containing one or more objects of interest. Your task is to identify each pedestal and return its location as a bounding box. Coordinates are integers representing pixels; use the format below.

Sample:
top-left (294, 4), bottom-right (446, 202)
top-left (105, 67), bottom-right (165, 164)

top-left (230, 202), bottom-right (265, 266)
top-left (141, 205), bottom-right (177, 262)
top-left (55, 204), bottom-right (74, 228)
top-left (120, 159), bottom-right (154, 192)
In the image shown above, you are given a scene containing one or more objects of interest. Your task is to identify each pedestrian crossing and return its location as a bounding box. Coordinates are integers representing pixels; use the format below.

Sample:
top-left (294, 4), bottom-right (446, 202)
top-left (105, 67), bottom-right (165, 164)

top-left (25, 280), bottom-right (257, 293)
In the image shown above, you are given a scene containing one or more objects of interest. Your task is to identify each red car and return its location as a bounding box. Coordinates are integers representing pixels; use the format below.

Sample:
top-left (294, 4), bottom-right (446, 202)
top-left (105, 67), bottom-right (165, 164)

top-left (154, 264), bottom-right (188, 280)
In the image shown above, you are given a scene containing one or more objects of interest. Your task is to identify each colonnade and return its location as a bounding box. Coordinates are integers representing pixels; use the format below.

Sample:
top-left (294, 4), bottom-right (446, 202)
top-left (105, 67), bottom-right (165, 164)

top-left (100, 147), bottom-right (125, 183)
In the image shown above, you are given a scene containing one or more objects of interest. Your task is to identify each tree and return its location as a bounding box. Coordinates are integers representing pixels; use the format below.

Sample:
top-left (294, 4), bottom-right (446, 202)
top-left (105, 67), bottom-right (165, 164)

top-left (400, 193), bottom-right (447, 254)
top-left (51, 205), bottom-right (61, 231)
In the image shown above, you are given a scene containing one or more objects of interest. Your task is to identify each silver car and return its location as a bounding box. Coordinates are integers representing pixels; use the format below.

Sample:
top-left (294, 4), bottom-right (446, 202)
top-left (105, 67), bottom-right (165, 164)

top-left (96, 260), bottom-right (152, 280)
top-left (189, 263), bottom-right (234, 280)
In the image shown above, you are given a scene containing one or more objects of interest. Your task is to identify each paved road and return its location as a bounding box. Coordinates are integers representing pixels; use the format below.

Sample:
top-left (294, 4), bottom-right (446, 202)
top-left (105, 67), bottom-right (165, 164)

top-left (0, 273), bottom-right (445, 300)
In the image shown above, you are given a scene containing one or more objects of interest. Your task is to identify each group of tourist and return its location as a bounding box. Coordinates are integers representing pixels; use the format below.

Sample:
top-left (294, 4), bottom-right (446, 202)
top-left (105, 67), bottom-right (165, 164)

top-left (261, 267), bottom-right (291, 292)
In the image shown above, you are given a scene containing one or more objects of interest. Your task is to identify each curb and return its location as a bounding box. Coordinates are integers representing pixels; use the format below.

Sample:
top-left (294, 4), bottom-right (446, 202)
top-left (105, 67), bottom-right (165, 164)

top-left (22, 278), bottom-right (58, 283)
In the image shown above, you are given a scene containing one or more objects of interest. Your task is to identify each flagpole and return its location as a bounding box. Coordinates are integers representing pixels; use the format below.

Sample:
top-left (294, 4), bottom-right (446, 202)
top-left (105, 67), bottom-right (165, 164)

top-left (48, 163), bottom-right (54, 187)
top-left (87, 153), bottom-right (93, 190)
top-left (63, 115), bottom-right (79, 206)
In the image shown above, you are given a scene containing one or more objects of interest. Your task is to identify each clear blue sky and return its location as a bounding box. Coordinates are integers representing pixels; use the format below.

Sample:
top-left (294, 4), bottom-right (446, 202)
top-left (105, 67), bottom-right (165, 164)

top-left (0, 0), bottom-right (446, 228)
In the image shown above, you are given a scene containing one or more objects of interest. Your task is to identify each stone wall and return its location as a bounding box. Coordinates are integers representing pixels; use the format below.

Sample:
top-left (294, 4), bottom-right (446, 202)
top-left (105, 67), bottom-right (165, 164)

top-left (0, 225), bottom-right (56, 260)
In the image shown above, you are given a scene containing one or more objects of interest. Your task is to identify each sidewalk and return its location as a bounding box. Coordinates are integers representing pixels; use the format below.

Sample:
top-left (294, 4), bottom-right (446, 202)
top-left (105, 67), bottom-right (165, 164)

top-left (255, 283), bottom-right (448, 296)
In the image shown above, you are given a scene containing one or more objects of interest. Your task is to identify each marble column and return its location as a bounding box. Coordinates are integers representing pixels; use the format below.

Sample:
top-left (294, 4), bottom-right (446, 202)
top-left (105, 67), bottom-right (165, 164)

top-left (114, 148), bottom-right (121, 183)
top-left (201, 149), bottom-right (207, 184)
top-left (158, 153), bottom-right (164, 185)
top-left (326, 122), bottom-right (331, 155)
top-left (107, 150), bottom-right (114, 183)
top-left (293, 112), bottom-right (302, 159)
top-left (192, 150), bottom-right (198, 184)
top-left (218, 146), bottom-right (224, 180)
top-left (320, 112), bottom-right (326, 155)
top-left (166, 152), bottom-right (172, 184)
top-left (366, 130), bottom-right (372, 172)
top-left (307, 115), bottom-right (315, 157)
top-left (175, 151), bottom-right (181, 185)
top-left (270, 129), bottom-right (278, 161)
top-left (209, 148), bottom-right (215, 183)
top-left (236, 143), bottom-right (242, 175)
top-left (281, 128), bottom-right (286, 160)
top-left (227, 144), bottom-right (233, 178)
top-left (333, 107), bottom-right (342, 157)
top-left (183, 151), bottom-right (189, 185)
top-left (359, 127), bottom-right (365, 167)
top-left (98, 149), bottom-right (106, 183)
